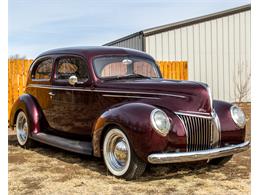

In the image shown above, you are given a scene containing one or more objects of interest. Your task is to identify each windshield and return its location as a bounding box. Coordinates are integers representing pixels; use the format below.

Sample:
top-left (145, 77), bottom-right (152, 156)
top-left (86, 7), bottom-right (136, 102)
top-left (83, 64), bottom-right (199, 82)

top-left (93, 56), bottom-right (161, 79)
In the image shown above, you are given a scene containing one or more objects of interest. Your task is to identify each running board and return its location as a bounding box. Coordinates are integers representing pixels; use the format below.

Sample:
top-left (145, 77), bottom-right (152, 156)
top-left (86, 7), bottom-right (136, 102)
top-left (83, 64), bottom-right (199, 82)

top-left (31, 132), bottom-right (92, 155)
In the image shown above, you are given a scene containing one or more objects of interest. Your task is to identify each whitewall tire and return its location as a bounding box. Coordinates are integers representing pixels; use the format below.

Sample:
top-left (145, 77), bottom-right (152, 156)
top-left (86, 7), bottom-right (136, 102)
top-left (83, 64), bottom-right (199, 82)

top-left (103, 127), bottom-right (146, 180)
top-left (15, 111), bottom-right (35, 148)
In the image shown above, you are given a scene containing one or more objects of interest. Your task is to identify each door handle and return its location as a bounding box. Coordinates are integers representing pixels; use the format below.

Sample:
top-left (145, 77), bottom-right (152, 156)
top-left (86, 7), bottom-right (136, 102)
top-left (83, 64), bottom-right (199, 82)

top-left (48, 92), bottom-right (55, 96)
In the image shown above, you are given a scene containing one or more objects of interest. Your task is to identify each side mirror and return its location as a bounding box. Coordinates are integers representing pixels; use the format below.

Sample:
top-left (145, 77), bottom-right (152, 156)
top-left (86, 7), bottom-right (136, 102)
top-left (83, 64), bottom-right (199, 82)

top-left (68, 75), bottom-right (78, 86)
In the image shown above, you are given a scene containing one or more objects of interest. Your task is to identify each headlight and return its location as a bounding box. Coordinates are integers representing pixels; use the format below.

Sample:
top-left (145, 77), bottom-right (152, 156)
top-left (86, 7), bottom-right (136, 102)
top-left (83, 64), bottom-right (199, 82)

top-left (150, 109), bottom-right (171, 136)
top-left (230, 105), bottom-right (246, 128)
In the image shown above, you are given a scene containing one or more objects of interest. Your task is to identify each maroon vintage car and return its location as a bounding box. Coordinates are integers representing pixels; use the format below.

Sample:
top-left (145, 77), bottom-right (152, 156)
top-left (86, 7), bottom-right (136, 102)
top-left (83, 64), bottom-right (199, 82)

top-left (10, 46), bottom-right (250, 179)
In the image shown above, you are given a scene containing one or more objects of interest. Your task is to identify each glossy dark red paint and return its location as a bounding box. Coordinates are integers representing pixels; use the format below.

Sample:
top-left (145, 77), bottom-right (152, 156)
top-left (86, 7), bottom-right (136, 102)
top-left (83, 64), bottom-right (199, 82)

top-left (92, 102), bottom-right (187, 161)
top-left (213, 100), bottom-right (246, 146)
top-left (10, 94), bottom-right (43, 134)
top-left (10, 46), bottom-right (246, 162)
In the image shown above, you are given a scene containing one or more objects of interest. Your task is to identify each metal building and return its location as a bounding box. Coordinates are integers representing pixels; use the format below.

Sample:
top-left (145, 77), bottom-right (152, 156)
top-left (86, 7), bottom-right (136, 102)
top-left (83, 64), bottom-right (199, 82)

top-left (104, 4), bottom-right (251, 102)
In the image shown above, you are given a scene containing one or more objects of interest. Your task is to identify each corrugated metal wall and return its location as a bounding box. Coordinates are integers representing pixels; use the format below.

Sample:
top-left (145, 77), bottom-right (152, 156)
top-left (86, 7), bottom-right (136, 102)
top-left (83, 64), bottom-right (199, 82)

top-left (145, 10), bottom-right (251, 102)
top-left (106, 34), bottom-right (143, 51)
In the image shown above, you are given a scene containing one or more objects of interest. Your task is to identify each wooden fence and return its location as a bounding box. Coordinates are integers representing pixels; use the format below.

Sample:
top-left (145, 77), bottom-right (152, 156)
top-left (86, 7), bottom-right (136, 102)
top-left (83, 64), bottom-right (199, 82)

top-left (8, 59), bottom-right (188, 119)
top-left (8, 59), bottom-right (33, 119)
top-left (158, 61), bottom-right (188, 80)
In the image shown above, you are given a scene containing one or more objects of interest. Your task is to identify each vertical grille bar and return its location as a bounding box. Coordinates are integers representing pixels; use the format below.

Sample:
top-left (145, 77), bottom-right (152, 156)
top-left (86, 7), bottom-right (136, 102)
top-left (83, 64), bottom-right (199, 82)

top-left (177, 114), bottom-right (220, 152)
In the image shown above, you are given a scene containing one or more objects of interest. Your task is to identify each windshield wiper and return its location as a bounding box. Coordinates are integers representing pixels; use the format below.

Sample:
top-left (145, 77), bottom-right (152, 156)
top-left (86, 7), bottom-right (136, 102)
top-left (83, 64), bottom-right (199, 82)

top-left (118, 74), bottom-right (151, 79)
top-left (103, 74), bottom-right (151, 81)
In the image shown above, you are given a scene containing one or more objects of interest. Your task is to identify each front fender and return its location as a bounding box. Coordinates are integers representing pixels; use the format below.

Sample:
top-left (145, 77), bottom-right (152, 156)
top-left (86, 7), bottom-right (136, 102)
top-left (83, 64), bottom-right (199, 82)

top-left (213, 100), bottom-right (246, 145)
top-left (9, 94), bottom-right (43, 134)
top-left (92, 103), bottom-right (170, 161)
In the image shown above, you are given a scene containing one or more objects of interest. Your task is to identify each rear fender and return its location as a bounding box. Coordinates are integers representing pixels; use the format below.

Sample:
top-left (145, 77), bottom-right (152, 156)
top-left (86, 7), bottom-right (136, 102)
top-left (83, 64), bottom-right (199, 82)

top-left (9, 94), bottom-right (43, 134)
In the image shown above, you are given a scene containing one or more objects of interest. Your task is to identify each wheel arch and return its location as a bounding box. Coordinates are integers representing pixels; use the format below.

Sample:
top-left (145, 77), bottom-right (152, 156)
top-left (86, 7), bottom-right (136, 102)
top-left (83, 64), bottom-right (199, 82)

top-left (92, 102), bottom-right (160, 160)
top-left (9, 94), bottom-right (44, 134)
top-left (213, 100), bottom-right (243, 131)
top-left (12, 108), bottom-right (23, 127)
top-left (99, 123), bottom-right (116, 155)
top-left (213, 100), bottom-right (246, 145)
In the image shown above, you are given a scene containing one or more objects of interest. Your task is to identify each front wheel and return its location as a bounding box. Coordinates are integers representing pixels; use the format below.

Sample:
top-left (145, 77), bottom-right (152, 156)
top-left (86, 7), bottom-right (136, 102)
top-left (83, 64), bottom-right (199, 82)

top-left (103, 127), bottom-right (146, 180)
top-left (15, 111), bottom-right (35, 148)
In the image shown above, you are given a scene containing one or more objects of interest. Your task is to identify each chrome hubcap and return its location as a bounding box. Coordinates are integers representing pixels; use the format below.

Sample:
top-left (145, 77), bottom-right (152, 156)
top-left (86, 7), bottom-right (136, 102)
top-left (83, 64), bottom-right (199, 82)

top-left (103, 129), bottom-right (130, 176)
top-left (16, 112), bottom-right (29, 145)
top-left (113, 140), bottom-right (128, 166)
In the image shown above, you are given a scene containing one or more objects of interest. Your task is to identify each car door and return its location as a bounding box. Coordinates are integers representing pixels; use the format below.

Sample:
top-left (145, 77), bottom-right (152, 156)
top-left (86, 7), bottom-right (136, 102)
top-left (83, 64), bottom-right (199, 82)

top-left (50, 55), bottom-right (92, 137)
top-left (28, 57), bottom-right (55, 129)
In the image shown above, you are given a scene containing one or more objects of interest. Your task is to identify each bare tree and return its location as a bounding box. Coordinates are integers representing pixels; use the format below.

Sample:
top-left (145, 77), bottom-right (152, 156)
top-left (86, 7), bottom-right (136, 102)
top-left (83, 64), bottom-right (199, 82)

top-left (9, 54), bottom-right (26, 60)
top-left (233, 62), bottom-right (251, 103)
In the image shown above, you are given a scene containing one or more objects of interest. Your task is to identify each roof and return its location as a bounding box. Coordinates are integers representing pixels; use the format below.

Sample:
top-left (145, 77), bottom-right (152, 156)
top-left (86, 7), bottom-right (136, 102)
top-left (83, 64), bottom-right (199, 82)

top-left (104, 4), bottom-right (251, 46)
top-left (37, 46), bottom-right (153, 60)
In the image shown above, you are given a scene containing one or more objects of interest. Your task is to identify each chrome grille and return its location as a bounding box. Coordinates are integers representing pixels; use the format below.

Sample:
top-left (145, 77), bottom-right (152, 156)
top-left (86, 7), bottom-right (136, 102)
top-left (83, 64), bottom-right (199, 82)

top-left (177, 114), bottom-right (220, 152)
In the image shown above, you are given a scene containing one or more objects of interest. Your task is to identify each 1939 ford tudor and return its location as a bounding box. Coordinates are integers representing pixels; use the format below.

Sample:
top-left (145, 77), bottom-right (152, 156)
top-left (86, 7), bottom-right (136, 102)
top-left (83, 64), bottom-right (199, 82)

top-left (10, 46), bottom-right (250, 179)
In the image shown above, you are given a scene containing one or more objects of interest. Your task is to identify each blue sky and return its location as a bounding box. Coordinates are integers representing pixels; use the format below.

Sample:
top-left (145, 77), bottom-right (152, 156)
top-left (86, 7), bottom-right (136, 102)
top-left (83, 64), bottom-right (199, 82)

top-left (9, 0), bottom-right (250, 58)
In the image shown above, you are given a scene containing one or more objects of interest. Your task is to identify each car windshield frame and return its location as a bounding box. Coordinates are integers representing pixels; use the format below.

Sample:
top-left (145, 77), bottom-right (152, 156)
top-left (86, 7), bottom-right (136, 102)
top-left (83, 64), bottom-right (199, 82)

top-left (93, 55), bottom-right (162, 80)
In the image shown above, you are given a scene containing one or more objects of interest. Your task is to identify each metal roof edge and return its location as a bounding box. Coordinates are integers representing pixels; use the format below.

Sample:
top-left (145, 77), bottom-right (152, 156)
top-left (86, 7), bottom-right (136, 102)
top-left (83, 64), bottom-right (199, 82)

top-left (103, 31), bottom-right (144, 46)
top-left (143, 4), bottom-right (251, 36)
top-left (103, 4), bottom-right (250, 45)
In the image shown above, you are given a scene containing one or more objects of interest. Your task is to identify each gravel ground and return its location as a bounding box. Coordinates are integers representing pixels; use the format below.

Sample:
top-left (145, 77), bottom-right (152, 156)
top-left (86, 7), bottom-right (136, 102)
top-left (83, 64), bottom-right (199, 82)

top-left (8, 106), bottom-right (251, 195)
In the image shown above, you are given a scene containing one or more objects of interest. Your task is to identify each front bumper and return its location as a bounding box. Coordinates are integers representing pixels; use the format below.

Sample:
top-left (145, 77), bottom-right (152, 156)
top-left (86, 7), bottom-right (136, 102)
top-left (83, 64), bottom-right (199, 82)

top-left (148, 141), bottom-right (250, 164)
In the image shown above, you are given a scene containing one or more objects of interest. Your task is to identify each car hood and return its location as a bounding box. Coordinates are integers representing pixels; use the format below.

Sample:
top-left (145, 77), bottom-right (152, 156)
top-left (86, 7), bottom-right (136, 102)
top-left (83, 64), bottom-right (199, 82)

top-left (95, 78), bottom-right (213, 114)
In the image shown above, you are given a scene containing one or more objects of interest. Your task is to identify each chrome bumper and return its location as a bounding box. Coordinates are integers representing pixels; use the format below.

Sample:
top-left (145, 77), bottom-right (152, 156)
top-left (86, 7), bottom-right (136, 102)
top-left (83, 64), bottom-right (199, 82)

top-left (147, 141), bottom-right (250, 164)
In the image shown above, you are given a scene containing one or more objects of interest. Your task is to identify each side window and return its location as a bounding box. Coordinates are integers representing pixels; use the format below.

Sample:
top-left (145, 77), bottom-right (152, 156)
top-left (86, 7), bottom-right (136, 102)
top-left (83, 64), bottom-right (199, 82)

top-left (32, 58), bottom-right (53, 80)
top-left (56, 57), bottom-right (88, 82)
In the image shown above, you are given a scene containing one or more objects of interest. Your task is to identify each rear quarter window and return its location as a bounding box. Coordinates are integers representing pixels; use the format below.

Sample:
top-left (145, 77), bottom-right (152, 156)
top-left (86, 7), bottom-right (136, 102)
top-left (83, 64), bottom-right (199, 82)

top-left (31, 58), bottom-right (53, 80)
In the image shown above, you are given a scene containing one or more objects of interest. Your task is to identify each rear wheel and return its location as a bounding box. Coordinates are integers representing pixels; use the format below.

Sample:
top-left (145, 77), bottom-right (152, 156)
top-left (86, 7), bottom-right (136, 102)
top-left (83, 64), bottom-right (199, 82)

top-left (208, 155), bottom-right (233, 166)
top-left (16, 111), bottom-right (35, 148)
top-left (103, 127), bottom-right (146, 180)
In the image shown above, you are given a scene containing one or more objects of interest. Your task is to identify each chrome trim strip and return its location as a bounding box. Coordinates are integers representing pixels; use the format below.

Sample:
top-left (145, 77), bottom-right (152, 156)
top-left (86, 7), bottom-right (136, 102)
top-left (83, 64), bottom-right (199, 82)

top-left (102, 94), bottom-right (160, 100)
top-left (27, 84), bottom-right (91, 91)
top-left (175, 111), bottom-right (213, 119)
top-left (212, 110), bottom-right (221, 145)
top-left (147, 141), bottom-right (250, 164)
top-left (195, 82), bottom-right (213, 111)
top-left (27, 84), bottom-right (186, 99)
top-left (177, 110), bottom-right (212, 116)
top-left (176, 110), bottom-right (221, 151)
top-left (207, 86), bottom-right (213, 110)
top-left (176, 114), bottom-right (189, 151)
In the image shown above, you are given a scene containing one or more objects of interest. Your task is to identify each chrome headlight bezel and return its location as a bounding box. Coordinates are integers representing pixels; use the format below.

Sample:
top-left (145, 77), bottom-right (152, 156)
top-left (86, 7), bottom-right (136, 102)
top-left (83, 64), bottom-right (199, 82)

top-left (230, 105), bottom-right (246, 128)
top-left (150, 109), bottom-right (171, 136)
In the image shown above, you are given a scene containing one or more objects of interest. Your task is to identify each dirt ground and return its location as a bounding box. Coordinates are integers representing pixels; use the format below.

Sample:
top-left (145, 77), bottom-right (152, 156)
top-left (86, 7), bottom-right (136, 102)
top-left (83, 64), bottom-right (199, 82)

top-left (8, 106), bottom-right (251, 195)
